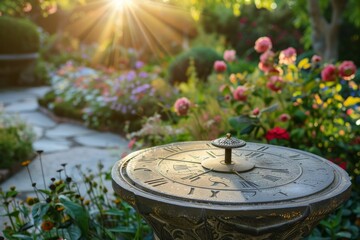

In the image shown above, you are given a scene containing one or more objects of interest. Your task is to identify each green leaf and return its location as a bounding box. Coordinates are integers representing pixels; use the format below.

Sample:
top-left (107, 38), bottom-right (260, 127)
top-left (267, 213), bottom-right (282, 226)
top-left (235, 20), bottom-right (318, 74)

top-left (105, 208), bottom-right (125, 217)
top-left (59, 195), bottom-right (89, 238)
top-left (335, 231), bottom-right (352, 238)
top-left (240, 125), bottom-right (256, 135)
top-left (260, 104), bottom-right (279, 114)
top-left (32, 203), bottom-right (50, 225)
top-left (67, 224), bottom-right (82, 240)
top-left (11, 234), bottom-right (33, 240)
top-left (5, 190), bottom-right (18, 198)
top-left (108, 226), bottom-right (137, 234)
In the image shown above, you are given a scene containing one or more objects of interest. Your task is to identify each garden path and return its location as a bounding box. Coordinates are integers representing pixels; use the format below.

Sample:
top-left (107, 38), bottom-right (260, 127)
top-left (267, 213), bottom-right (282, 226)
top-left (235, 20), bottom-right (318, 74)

top-left (0, 87), bottom-right (128, 195)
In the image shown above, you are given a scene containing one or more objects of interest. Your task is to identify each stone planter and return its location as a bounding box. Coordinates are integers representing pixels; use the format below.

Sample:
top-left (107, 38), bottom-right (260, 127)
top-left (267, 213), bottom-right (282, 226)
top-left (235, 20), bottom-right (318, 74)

top-left (0, 53), bottom-right (39, 87)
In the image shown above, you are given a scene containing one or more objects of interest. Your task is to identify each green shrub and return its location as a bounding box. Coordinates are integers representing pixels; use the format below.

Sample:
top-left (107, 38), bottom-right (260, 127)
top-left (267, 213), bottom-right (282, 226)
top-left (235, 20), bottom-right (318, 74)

top-left (0, 16), bottom-right (40, 54)
top-left (168, 47), bottom-right (222, 84)
top-left (0, 110), bottom-right (35, 169)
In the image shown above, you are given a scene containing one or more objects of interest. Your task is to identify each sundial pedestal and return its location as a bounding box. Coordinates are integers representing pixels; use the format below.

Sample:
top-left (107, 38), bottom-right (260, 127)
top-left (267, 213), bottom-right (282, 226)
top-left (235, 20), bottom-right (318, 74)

top-left (112, 134), bottom-right (351, 239)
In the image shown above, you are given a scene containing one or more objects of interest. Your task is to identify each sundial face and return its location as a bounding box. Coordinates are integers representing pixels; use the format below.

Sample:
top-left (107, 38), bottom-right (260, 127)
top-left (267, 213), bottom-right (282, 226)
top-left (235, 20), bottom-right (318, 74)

top-left (118, 141), bottom-right (335, 204)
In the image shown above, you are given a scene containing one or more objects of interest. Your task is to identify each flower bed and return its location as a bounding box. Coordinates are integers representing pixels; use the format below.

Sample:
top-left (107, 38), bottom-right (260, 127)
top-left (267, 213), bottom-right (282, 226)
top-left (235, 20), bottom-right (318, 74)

top-left (0, 107), bottom-right (35, 180)
top-left (39, 61), bottom-right (176, 132)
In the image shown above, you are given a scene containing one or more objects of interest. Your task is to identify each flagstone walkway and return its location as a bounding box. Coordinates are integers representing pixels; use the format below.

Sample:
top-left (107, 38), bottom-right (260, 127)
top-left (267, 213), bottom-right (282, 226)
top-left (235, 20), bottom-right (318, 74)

top-left (0, 87), bottom-right (128, 193)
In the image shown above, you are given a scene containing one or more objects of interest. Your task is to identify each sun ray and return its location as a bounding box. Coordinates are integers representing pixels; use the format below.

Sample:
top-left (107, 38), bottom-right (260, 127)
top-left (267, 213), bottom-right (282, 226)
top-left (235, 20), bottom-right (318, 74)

top-left (65, 0), bottom-right (196, 66)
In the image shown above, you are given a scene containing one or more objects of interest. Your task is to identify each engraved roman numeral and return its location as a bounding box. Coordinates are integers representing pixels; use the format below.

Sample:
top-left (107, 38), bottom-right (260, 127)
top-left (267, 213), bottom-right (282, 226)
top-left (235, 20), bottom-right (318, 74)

top-left (289, 154), bottom-right (309, 161)
top-left (134, 168), bottom-right (152, 172)
top-left (144, 178), bottom-right (169, 187)
top-left (163, 146), bottom-right (182, 153)
top-left (257, 146), bottom-right (269, 152)
top-left (271, 169), bottom-right (289, 174)
top-left (173, 164), bottom-right (189, 171)
top-left (239, 180), bottom-right (259, 188)
top-left (210, 190), bottom-right (220, 198)
top-left (188, 187), bottom-right (195, 195)
top-left (263, 175), bottom-right (281, 182)
top-left (245, 152), bottom-right (264, 158)
top-left (206, 151), bottom-right (217, 158)
top-left (273, 191), bottom-right (288, 197)
top-left (138, 157), bottom-right (157, 162)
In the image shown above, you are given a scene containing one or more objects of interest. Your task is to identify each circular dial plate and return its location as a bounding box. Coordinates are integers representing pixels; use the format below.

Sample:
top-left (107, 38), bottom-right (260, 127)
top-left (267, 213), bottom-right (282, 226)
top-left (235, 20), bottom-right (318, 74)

top-left (120, 142), bottom-right (335, 203)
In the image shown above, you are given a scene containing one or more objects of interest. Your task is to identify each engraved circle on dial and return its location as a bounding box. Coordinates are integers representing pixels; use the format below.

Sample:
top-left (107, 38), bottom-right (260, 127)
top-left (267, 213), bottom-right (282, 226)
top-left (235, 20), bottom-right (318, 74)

top-left (124, 142), bottom-right (335, 203)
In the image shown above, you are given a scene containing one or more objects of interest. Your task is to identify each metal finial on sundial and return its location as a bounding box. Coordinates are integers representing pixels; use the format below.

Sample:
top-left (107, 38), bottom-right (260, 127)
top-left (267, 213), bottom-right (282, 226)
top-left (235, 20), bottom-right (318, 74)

top-left (211, 133), bottom-right (246, 164)
top-left (201, 133), bottom-right (253, 172)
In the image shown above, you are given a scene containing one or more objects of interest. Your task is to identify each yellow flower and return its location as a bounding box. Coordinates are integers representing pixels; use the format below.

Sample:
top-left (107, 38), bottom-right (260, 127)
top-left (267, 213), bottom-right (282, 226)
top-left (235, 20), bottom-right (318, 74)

top-left (344, 96), bottom-right (360, 107)
top-left (298, 58), bottom-right (311, 70)
top-left (21, 160), bottom-right (31, 167)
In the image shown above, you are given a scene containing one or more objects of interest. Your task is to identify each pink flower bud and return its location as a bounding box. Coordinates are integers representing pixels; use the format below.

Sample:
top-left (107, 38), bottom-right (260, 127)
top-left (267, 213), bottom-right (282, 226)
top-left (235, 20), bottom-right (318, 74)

top-left (223, 50), bottom-right (236, 62)
top-left (254, 37), bottom-right (272, 53)
top-left (174, 97), bottom-right (191, 116)
top-left (233, 86), bottom-right (248, 101)
top-left (252, 108), bottom-right (260, 116)
top-left (338, 61), bottom-right (357, 80)
top-left (311, 55), bottom-right (322, 63)
top-left (279, 113), bottom-right (290, 122)
top-left (213, 60), bottom-right (227, 73)
top-left (321, 64), bottom-right (337, 82)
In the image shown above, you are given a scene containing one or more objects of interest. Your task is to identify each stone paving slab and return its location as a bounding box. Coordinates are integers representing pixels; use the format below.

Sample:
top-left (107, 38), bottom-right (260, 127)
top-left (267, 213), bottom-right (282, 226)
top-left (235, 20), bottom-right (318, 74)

top-left (33, 138), bottom-right (72, 153)
top-left (74, 132), bottom-right (128, 148)
top-left (0, 89), bottom-right (36, 104)
top-left (4, 99), bottom-right (39, 112)
top-left (0, 147), bottom-right (122, 192)
top-left (25, 86), bottom-right (51, 98)
top-left (18, 111), bottom-right (57, 128)
top-left (46, 123), bottom-right (97, 138)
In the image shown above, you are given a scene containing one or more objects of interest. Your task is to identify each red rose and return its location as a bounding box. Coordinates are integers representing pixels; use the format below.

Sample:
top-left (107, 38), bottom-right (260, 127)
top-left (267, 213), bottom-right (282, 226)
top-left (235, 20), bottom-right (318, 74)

top-left (321, 64), bottom-right (337, 82)
top-left (329, 158), bottom-right (347, 170)
top-left (265, 127), bottom-right (290, 142)
top-left (338, 61), bottom-right (357, 80)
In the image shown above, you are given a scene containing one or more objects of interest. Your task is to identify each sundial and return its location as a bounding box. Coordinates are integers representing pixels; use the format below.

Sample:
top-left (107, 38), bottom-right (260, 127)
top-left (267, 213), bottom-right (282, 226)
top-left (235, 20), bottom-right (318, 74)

top-left (112, 134), bottom-right (351, 239)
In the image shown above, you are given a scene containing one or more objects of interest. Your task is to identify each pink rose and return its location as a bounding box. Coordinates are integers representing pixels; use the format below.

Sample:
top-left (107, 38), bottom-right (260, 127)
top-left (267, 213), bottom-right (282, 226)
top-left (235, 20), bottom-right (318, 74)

top-left (267, 76), bottom-right (284, 92)
top-left (338, 61), bottom-right (357, 80)
top-left (321, 64), bottom-right (337, 82)
top-left (174, 97), bottom-right (191, 116)
top-left (213, 60), bottom-right (227, 73)
top-left (311, 55), bottom-right (322, 63)
top-left (254, 37), bottom-right (272, 53)
top-left (223, 50), bottom-right (236, 62)
top-left (260, 50), bottom-right (275, 64)
top-left (233, 86), bottom-right (248, 101)
top-left (279, 47), bottom-right (297, 65)
top-left (279, 113), bottom-right (291, 122)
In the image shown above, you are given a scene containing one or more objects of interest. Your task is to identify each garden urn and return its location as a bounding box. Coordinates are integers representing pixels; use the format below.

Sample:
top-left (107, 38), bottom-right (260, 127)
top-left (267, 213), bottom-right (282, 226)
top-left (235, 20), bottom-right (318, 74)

top-left (112, 134), bottom-right (351, 240)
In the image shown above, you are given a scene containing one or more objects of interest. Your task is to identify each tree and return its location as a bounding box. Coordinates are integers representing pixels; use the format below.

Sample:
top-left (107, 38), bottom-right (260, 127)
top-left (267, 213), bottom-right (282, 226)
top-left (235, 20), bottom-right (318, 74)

top-left (172, 0), bottom-right (360, 62)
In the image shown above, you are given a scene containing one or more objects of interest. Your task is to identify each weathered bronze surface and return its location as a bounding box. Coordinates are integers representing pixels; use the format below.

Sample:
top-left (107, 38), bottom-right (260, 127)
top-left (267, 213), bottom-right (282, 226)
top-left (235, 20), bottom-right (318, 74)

top-left (112, 135), bottom-right (351, 240)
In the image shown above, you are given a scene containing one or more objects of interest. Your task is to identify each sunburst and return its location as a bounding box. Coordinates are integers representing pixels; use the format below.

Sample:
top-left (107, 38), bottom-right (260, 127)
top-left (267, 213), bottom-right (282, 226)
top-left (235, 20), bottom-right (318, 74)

top-left (66, 0), bottom-right (195, 66)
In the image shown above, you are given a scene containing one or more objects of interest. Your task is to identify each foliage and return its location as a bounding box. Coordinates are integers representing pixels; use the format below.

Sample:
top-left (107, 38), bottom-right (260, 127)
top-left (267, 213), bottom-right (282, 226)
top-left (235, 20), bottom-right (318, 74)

top-left (0, 16), bottom-right (40, 54)
top-left (0, 161), bottom-right (151, 239)
top-left (0, 108), bottom-right (35, 169)
top-left (167, 47), bottom-right (222, 84)
top-left (39, 61), bottom-right (175, 132)
top-left (200, 4), bottom-right (304, 62)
